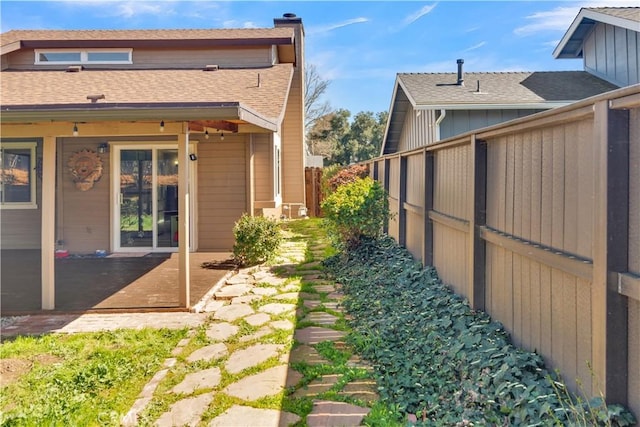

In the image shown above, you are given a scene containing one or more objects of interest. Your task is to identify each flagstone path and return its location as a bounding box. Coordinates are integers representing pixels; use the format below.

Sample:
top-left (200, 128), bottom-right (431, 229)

top-left (123, 224), bottom-right (378, 426)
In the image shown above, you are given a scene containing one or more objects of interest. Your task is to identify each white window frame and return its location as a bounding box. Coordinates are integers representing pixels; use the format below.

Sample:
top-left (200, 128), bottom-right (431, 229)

top-left (35, 48), bottom-right (133, 65)
top-left (0, 142), bottom-right (38, 209)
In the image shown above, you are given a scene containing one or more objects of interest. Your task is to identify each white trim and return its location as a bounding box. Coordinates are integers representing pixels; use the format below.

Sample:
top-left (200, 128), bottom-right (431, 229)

top-left (0, 141), bottom-right (38, 209)
top-left (273, 133), bottom-right (282, 206)
top-left (35, 48), bottom-right (133, 65)
top-left (414, 102), bottom-right (568, 110)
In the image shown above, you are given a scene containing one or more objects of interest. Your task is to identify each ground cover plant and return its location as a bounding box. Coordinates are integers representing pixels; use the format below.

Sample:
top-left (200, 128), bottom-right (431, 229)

top-left (0, 328), bottom-right (186, 426)
top-left (323, 236), bottom-right (636, 426)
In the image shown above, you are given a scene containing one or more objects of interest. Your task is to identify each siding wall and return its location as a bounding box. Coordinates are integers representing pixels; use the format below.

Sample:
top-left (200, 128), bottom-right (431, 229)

top-left (440, 109), bottom-right (545, 140)
top-left (0, 139), bottom-right (42, 249)
top-left (397, 108), bottom-right (436, 151)
top-left (197, 135), bottom-right (246, 251)
top-left (5, 46), bottom-right (274, 70)
top-left (584, 22), bottom-right (640, 87)
top-left (253, 133), bottom-right (273, 203)
top-left (364, 85), bottom-right (640, 416)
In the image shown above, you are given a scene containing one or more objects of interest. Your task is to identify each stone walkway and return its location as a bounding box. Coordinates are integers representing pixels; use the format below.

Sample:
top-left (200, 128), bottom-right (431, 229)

top-left (118, 227), bottom-right (378, 426)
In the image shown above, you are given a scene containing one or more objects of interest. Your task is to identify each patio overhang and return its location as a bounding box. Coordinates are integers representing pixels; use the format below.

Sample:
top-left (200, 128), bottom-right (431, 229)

top-left (0, 102), bottom-right (279, 132)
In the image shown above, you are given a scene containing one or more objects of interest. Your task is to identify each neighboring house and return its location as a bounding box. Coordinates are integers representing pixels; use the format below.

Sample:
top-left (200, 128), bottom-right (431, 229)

top-left (381, 6), bottom-right (638, 155)
top-left (0, 14), bottom-right (306, 309)
top-left (554, 7), bottom-right (640, 87)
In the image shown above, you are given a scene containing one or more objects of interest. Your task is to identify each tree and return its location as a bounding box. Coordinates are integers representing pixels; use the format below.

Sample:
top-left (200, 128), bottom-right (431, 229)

top-left (304, 64), bottom-right (332, 137)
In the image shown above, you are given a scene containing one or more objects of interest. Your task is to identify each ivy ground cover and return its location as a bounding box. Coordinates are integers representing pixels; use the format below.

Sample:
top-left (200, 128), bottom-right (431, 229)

top-left (323, 236), bottom-right (635, 426)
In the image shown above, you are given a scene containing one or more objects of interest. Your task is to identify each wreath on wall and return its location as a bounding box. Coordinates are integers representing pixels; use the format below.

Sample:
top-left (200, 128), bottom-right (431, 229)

top-left (68, 149), bottom-right (103, 191)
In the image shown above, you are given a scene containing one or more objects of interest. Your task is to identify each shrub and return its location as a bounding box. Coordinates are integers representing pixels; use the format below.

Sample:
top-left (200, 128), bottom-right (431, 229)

top-left (325, 164), bottom-right (370, 196)
top-left (320, 164), bottom-right (341, 199)
top-left (321, 176), bottom-right (389, 249)
top-left (232, 214), bottom-right (282, 266)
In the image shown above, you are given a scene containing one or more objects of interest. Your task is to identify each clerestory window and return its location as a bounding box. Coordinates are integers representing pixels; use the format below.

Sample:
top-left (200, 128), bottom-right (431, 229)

top-left (35, 49), bottom-right (132, 64)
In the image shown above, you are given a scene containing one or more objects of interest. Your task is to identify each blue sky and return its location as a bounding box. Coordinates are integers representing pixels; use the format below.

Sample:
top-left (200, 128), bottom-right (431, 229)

top-left (1, 0), bottom-right (635, 114)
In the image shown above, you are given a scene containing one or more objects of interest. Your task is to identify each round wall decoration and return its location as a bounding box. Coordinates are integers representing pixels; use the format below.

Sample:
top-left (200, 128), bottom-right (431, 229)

top-left (68, 149), bottom-right (103, 191)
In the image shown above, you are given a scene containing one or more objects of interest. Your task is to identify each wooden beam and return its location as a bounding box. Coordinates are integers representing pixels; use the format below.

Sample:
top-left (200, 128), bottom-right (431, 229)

top-left (178, 125), bottom-right (191, 308)
top-left (41, 135), bottom-right (56, 310)
top-left (189, 120), bottom-right (239, 133)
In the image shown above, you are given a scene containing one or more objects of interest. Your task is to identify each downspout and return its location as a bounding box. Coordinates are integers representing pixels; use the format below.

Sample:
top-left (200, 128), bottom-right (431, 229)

top-left (434, 109), bottom-right (446, 142)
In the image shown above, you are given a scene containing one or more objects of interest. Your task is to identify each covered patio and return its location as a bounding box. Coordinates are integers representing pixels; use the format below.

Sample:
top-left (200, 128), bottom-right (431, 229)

top-left (1, 251), bottom-right (232, 314)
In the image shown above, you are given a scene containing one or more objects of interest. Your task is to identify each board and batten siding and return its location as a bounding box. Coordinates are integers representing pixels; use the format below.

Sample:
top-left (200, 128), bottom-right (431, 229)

top-left (0, 139), bottom-right (42, 249)
top-left (197, 135), bottom-right (246, 251)
top-left (397, 108), bottom-right (436, 151)
top-left (5, 46), bottom-right (275, 70)
top-left (584, 22), bottom-right (640, 87)
top-left (59, 138), bottom-right (111, 253)
top-left (440, 109), bottom-right (545, 141)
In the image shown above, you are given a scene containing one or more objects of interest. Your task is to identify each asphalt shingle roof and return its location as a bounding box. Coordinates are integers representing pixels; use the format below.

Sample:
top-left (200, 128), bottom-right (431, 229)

top-left (1, 65), bottom-right (294, 122)
top-left (585, 7), bottom-right (640, 23)
top-left (398, 71), bottom-right (618, 106)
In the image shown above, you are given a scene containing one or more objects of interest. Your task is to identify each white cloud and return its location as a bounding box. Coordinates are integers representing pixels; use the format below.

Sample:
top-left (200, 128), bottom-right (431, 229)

top-left (514, 6), bottom-right (579, 36)
top-left (307, 17), bottom-right (369, 35)
top-left (463, 41), bottom-right (486, 52)
top-left (403, 4), bottom-right (437, 27)
top-left (115, 2), bottom-right (166, 19)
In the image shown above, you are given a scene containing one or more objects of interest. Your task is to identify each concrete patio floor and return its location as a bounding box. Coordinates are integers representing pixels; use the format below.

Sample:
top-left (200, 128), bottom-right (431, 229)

top-left (1, 250), bottom-right (233, 314)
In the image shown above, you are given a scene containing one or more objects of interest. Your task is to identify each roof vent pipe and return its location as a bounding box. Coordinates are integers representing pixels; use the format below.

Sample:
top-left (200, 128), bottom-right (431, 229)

top-left (456, 59), bottom-right (464, 86)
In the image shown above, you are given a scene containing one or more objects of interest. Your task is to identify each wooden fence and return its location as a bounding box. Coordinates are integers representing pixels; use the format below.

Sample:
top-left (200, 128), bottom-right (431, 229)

top-left (364, 85), bottom-right (640, 416)
top-left (305, 167), bottom-right (323, 217)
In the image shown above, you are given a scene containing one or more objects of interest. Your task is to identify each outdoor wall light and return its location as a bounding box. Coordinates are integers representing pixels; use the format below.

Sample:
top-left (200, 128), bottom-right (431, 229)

top-left (205, 130), bottom-right (209, 139)
top-left (220, 132), bottom-right (225, 141)
top-left (160, 120), bottom-right (165, 132)
top-left (98, 143), bottom-right (108, 154)
top-left (72, 122), bottom-right (78, 137)
top-left (189, 153), bottom-right (198, 161)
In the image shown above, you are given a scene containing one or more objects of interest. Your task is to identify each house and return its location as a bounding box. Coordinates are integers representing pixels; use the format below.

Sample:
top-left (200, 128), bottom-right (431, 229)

top-left (554, 7), bottom-right (640, 87)
top-left (0, 13), bottom-right (306, 310)
top-left (381, 6), bottom-right (638, 155)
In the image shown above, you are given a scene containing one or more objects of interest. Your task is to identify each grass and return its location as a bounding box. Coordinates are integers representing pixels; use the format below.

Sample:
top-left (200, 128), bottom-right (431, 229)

top-left (0, 328), bottom-right (187, 427)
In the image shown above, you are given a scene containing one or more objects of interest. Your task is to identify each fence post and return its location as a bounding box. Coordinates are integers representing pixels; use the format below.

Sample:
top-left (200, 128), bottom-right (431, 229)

top-left (592, 100), bottom-right (629, 405)
top-left (399, 155), bottom-right (407, 247)
top-left (424, 149), bottom-right (435, 266)
top-left (383, 158), bottom-right (390, 234)
top-left (468, 135), bottom-right (487, 311)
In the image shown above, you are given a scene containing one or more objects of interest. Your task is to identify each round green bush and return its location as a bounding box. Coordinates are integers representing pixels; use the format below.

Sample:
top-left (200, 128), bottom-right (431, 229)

top-left (232, 214), bottom-right (282, 266)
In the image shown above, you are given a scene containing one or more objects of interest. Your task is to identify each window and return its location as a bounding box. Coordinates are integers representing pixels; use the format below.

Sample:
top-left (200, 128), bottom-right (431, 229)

top-left (35, 49), bottom-right (132, 64)
top-left (0, 143), bottom-right (37, 209)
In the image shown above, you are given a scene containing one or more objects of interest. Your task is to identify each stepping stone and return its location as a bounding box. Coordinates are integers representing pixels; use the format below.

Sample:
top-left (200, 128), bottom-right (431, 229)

top-left (274, 292), bottom-right (299, 300)
top-left (251, 287), bottom-right (278, 296)
top-left (223, 364), bottom-right (289, 400)
top-left (292, 374), bottom-right (341, 398)
top-left (215, 284), bottom-right (252, 300)
top-left (171, 367), bottom-right (221, 394)
top-left (289, 345), bottom-right (328, 365)
top-left (239, 326), bottom-right (273, 343)
top-left (155, 392), bottom-right (213, 427)
top-left (186, 343), bottom-right (228, 363)
top-left (259, 303), bottom-right (296, 315)
top-left (304, 300), bottom-right (322, 309)
top-left (306, 401), bottom-right (370, 427)
top-left (299, 292), bottom-right (320, 300)
top-left (304, 312), bottom-right (338, 326)
top-left (206, 322), bottom-right (239, 342)
top-left (313, 285), bottom-right (335, 293)
top-left (299, 261), bottom-right (322, 269)
top-left (244, 313), bottom-right (271, 327)
top-left (281, 283), bottom-right (301, 292)
top-left (338, 379), bottom-right (379, 404)
top-left (322, 302), bottom-right (341, 311)
top-left (271, 320), bottom-right (294, 330)
top-left (231, 295), bottom-right (262, 305)
top-left (252, 270), bottom-right (272, 281)
top-left (294, 327), bottom-right (346, 345)
top-left (286, 368), bottom-right (304, 388)
top-left (209, 405), bottom-right (300, 427)
top-left (302, 273), bottom-right (323, 280)
top-left (258, 276), bottom-right (287, 287)
top-left (213, 304), bottom-right (254, 322)
top-left (226, 274), bottom-right (253, 285)
top-left (225, 343), bottom-right (284, 374)
top-left (327, 292), bottom-right (344, 300)
top-left (201, 300), bottom-right (226, 312)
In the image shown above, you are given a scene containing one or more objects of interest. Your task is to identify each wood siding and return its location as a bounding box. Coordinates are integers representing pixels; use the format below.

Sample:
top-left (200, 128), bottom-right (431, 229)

top-left (280, 62), bottom-right (305, 205)
top-left (397, 108), bottom-right (435, 151)
top-left (60, 138), bottom-right (111, 253)
top-left (440, 109), bottom-right (545, 140)
top-left (197, 135), bottom-right (246, 251)
top-left (253, 133), bottom-right (273, 202)
top-left (584, 22), bottom-right (640, 87)
top-left (0, 139), bottom-right (41, 249)
top-left (362, 85), bottom-right (640, 414)
top-left (5, 46), bottom-right (274, 70)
